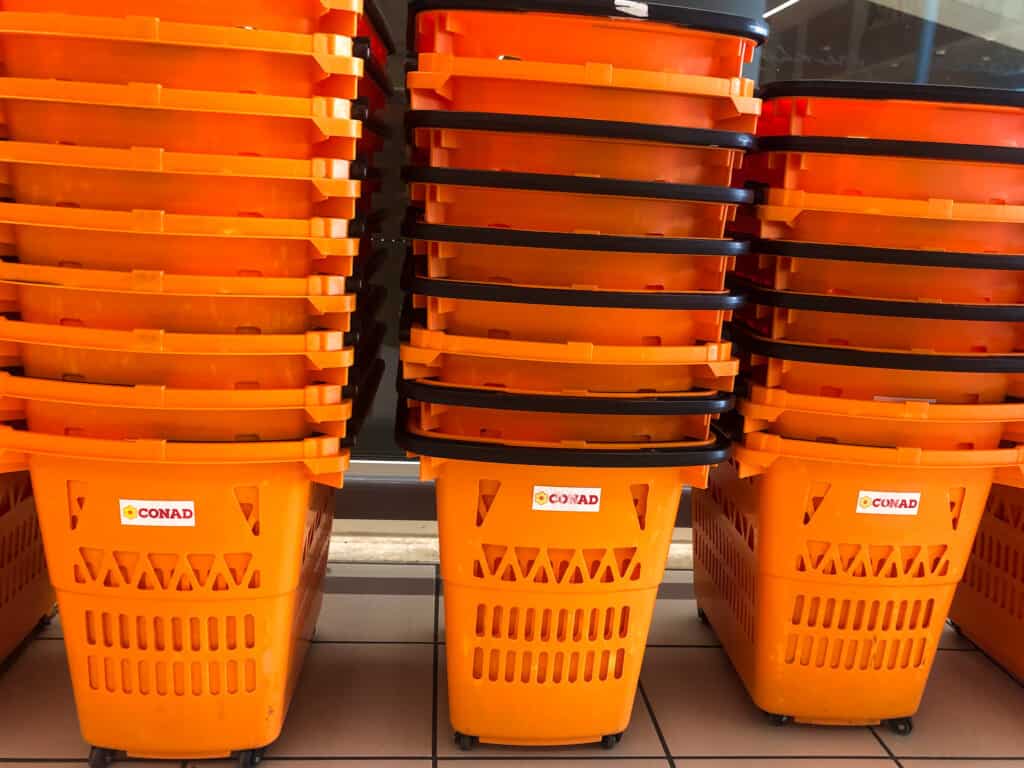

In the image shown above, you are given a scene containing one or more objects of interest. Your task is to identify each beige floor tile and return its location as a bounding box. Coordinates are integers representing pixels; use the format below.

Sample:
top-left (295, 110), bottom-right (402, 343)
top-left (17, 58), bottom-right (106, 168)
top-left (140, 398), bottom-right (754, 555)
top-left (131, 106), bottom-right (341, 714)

top-left (269, 643), bottom-right (433, 758)
top-left (903, 762), bottom-right (1024, 767)
top-left (436, 657), bottom-right (665, 758)
top-left (328, 563), bottom-right (436, 580)
top-left (0, 640), bottom-right (88, 758)
top-left (316, 594), bottom-right (435, 643)
top-left (880, 650), bottom-right (1024, 759)
top-left (641, 647), bottom-right (889, 758)
top-left (440, 761), bottom-right (668, 767)
top-left (684, 762), bottom-right (895, 767)
top-left (647, 598), bottom-right (719, 647)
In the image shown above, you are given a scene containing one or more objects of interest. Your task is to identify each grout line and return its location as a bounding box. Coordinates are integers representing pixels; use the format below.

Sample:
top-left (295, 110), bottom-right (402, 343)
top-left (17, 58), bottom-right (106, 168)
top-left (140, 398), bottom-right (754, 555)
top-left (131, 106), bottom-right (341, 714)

top-left (432, 564), bottom-right (440, 768)
top-left (638, 680), bottom-right (676, 768)
top-left (438, 757), bottom-right (672, 762)
top-left (869, 726), bottom-right (904, 768)
top-left (312, 640), bottom-right (437, 646)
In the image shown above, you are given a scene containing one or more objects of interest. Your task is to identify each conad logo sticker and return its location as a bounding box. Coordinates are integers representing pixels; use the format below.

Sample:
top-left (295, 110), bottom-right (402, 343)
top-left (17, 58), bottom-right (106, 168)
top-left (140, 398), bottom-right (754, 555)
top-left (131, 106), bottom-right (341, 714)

top-left (856, 490), bottom-right (921, 516)
top-left (532, 485), bottom-right (602, 513)
top-left (120, 499), bottom-right (196, 528)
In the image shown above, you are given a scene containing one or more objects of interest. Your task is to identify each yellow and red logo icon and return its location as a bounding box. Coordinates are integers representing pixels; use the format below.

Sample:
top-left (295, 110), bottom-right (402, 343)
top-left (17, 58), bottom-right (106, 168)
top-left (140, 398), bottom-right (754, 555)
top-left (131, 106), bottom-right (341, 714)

top-left (122, 504), bottom-right (139, 520)
top-left (858, 496), bottom-right (872, 509)
top-left (534, 491), bottom-right (548, 506)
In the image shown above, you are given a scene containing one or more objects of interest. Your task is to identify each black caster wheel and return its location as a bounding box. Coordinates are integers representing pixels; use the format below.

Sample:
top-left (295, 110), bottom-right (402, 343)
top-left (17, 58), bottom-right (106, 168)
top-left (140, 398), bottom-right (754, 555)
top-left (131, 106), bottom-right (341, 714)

top-left (696, 606), bottom-right (709, 625)
top-left (600, 733), bottom-right (623, 750)
top-left (236, 748), bottom-right (264, 768)
top-left (88, 747), bottom-right (115, 768)
top-left (454, 732), bottom-right (477, 752)
top-left (885, 718), bottom-right (914, 736)
top-left (766, 713), bottom-right (792, 727)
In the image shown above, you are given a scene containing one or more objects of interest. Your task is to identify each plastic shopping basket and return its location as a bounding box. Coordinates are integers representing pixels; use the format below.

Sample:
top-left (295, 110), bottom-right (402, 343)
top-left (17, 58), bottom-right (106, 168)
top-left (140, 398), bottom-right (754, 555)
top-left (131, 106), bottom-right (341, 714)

top-left (746, 136), bottom-right (1024, 205)
top-left (736, 240), bottom-right (1024, 306)
top-left (950, 483), bottom-right (1024, 682)
top-left (408, 53), bottom-right (761, 132)
top-left (407, 220), bottom-right (746, 293)
top-left (739, 382), bottom-right (1024, 451)
top-left (401, 324), bottom-right (738, 394)
top-left (757, 81), bottom-right (1024, 146)
top-left (408, 111), bottom-right (753, 185)
top-left (408, 273), bottom-right (741, 347)
top-left (732, 277), bottom-right (1024, 355)
top-left (410, 1), bottom-right (765, 76)
top-left (0, 426), bottom-right (342, 760)
top-left (402, 378), bottom-right (731, 444)
top-left (693, 432), bottom-right (1024, 729)
top-left (731, 324), bottom-right (1024, 404)
top-left (399, 417), bottom-right (729, 747)
top-left (0, 471), bottom-right (53, 662)
top-left (407, 168), bottom-right (753, 238)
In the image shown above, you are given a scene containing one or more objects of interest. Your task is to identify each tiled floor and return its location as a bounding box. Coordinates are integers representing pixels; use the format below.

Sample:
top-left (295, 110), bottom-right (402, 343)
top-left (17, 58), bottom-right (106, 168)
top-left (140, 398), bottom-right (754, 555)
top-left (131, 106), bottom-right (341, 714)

top-left (2, 563), bottom-right (1023, 767)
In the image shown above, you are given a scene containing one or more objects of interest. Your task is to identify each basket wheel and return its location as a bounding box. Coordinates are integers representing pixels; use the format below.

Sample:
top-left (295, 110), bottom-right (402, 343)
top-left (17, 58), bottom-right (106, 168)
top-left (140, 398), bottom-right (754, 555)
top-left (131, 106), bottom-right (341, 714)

top-left (885, 718), bottom-right (914, 736)
top-left (88, 747), bottom-right (115, 768)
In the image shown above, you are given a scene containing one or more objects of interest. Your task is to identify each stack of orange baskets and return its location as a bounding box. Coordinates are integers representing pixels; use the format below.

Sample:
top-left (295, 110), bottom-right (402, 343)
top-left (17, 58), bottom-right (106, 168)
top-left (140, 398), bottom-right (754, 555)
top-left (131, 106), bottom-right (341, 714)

top-left (398, 0), bottom-right (766, 750)
top-left (0, 1), bottom-right (395, 765)
top-left (693, 81), bottom-right (1024, 733)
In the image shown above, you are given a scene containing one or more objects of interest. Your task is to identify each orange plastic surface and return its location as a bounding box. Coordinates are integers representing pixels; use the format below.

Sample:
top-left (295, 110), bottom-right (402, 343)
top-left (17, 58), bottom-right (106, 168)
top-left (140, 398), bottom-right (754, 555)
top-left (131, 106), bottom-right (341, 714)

top-left (412, 126), bottom-right (743, 185)
top-left (410, 181), bottom-right (738, 238)
top-left (758, 93), bottom-right (1024, 146)
top-left (425, 456), bottom-right (697, 744)
top-left (694, 445), bottom-right (996, 725)
top-left (949, 483), bottom-right (1024, 681)
top-left (0, 472), bottom-right (53, 662)
top-left (415, 9), bottom-right (757, 77)
top-left (408, 54), bottom-right (760, 132)
top-left (415, 238), bottom-right (731, 293)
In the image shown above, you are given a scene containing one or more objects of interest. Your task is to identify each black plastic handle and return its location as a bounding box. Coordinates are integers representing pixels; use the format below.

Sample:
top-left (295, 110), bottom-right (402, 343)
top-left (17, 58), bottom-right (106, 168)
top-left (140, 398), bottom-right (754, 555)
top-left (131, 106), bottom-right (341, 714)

top-left (406, 220), bottom-right (751, 255)
top-left (729, 275), bottom-right (1024, 321)
top-left (342, 358), bottom-right (387, 447)
top-left (400, 377), bottom-right (734, 415)
top-left (759, 80), bottom-right (1024, 109)
top-left (365, 0), bottom-right (399, 54)
top-left (409, 273), bottom-right (745, 310)
top-left (407, 0), bottom-right (768, 45)
top-left (403, 167), bottom-right (756, 204)
top-left (363, 55), bottom-right (396, 98)
top-left (397, 412), bottom-right (733, 468)
top-left (754, 135), bottom-right (1024, 165)
top-left (730, 324), bottom-right (1024, 373)
top-left (754, 239), bottom-right (1024, 271)
top-left (407, 110), bottom-right (755, 150)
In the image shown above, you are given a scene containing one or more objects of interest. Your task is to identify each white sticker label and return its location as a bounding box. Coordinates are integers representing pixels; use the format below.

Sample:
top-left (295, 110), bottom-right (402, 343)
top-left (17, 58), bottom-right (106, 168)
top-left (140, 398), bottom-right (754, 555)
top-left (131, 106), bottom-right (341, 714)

top-left (856, 490), bottom-right (921, 516)
top-left (532, 486), bottom-right (602, 513)
top-left (614, 1), bottom-right (650, 18)
top-left (120, 499), bottom-right (196, 527)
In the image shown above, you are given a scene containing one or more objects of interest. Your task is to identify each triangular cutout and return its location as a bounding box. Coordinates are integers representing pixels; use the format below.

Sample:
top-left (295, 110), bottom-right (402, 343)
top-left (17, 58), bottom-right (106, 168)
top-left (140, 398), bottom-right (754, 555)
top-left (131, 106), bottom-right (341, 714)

top-left (476, 480), bottom-right (501, 527)
top-left (235, 487), bottom-right (260, 536)
top-left (630, 484), bottom-right (649, 530)
top-left (949, 487), bottom-right (966, 531)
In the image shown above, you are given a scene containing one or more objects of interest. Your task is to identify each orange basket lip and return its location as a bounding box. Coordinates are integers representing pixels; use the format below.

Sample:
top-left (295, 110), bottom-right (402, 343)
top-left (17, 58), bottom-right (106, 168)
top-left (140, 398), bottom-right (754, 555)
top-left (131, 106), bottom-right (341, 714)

top-left (760, 187), bottom-right (1024, 225)
top-left (752, 239), bottom-right (1024, 271)
top-left (0, 140), bottom-right (364, 185)
top-left (409, 52), bottom-right (759, 101)
top-left (742, 383), bottom-right (1024, 423)
top-left (754, 135), bottom-right (1024, 166)
top-left (399, 377), bottom-right (726, 402)
top-left (0, 370), bottom-right (349, 410)
top-left (731, 324), bottom-right (1024, 373)
top-left (759, 80), bottom-right (1024, 110)
top-left (740, 430), bottom-right (1024, 469)
top-left (0, 77), bottom-right (361, 127)
top-left (406, 326), bottom-right (735, 365)
top-left (0, 12), bottom-right (365, 75)
top-left (410, 1), bottom-right (769, 45)
top-left (0, 261), bottom-right (356, 302)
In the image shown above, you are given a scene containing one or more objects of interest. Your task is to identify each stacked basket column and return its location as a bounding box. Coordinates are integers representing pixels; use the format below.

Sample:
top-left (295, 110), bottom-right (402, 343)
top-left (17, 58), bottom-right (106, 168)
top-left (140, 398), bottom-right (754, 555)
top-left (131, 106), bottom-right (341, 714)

top-left (0, 2), bottom-right (395, 764)
top-left (693, 81), bottom-right (1024, 731)
top-left (400, 0), bottom-right (766, 749)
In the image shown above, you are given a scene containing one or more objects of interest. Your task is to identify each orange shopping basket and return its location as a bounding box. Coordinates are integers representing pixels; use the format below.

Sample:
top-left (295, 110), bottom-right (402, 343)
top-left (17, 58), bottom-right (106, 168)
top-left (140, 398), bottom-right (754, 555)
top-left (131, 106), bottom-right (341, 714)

top-left (732, 277), bottom-right (1024, 355)
top-left (757, 81), bottom-right (1024, 146)
top-left (407, 220), bottom-right (746, 293)
top-left (407, 167), bottom-right (753, 238)
top-left (410, 1), bottom-right (765, 76)
top-left (0, 471), bottom-right (53, 662)
top-left (731, 324), bottom-right (1023, 404)
top-left (746, 136), bottom-right (1024, 206)
top-left (408, 111), bottom-right (753, 185)
top-left (408, 52), bottom-right (761, 132)
top-left (0, 426), bottom-right (344, 762)
top-left (693, 431), bottom-right (1024, 730)
top-left (401, 324), bottom-right (739, 395)
top-left (399, 413), bottom-right (730, 747)
top-left (736, 240), bottom-right (1024, 306)
top-left (401, 377), bottom-right (732, 444)
top-left (408, 272), bottom-right (741, 347)
top-left (950, 482), bottom-right (1024, 682)
top-left (738, 382), bottom-right (1024, 451)
top-left (754, 187), bottom-right (1024, 253)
